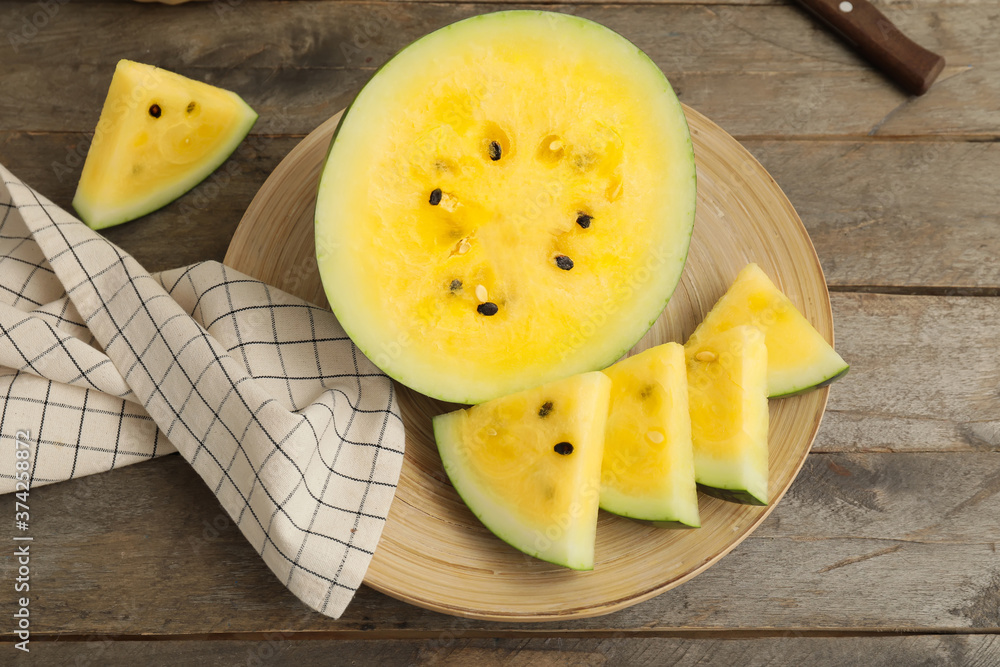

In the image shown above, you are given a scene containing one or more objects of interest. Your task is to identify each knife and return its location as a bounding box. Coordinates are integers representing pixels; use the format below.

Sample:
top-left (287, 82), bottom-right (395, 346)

top-left (794, 0), bottom-right (946, 95)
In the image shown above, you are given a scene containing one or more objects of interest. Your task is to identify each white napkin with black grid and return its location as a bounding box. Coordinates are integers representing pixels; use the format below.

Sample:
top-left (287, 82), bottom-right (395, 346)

top-left (0, 164), bottom-right (406, 618)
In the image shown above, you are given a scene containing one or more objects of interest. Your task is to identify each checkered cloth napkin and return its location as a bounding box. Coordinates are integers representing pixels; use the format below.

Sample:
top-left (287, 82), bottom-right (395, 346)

top-left (0, 164), bottom-right (406, 618)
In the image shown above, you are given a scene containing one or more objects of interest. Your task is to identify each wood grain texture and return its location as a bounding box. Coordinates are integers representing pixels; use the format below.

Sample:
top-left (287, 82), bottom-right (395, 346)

top-left (816, 294), bottom-right (1000, 454)
top-left (6, 447), bottom-right (1000, 635)
top-left (750, 140), bottom-right (1000, 292)
top-left (0, 3), bottom-right (996, 138)
top-left (6, 635), bottom-right (1000, 666)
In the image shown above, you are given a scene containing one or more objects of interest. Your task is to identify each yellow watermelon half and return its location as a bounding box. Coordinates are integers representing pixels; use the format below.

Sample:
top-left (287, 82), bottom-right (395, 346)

top-left (315, 11), bottom-right (696, 404)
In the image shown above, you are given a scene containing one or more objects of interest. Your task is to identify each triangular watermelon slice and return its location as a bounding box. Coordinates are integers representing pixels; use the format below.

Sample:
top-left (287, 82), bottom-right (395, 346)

top-left (686, 325), bottom-right (770, 505)
top-left (73, 60), bottom-right (257, 229)
top-left (433, 371), bottom-right (611, 569)
top-left (600, 342), bottom-right (700, 527)
top-left (686, 263), bottom-right (848, 397)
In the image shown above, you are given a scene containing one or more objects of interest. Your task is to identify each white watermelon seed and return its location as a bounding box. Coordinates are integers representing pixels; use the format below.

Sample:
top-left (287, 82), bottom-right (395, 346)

top-left (646, 431), bottom-right (665, 444)
top-left (695, 350), bottom-right (717, 362)
top-left (475, 284), bottom-right (488, 302)
top-left (440, 192), bottom-right (460, 212)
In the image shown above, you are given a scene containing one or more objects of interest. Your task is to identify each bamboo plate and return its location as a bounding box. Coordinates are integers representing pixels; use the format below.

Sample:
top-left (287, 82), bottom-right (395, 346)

top-left (224, 105), bottom-right (833, 621)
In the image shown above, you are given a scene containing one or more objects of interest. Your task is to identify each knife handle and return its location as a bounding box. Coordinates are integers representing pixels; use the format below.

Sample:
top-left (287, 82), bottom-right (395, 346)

top-left (796, 0), bottom-right (945, 95)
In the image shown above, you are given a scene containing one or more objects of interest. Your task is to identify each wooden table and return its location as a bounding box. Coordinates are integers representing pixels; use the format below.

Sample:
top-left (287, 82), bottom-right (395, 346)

top-left (2, 0), bottom-right (998, 663)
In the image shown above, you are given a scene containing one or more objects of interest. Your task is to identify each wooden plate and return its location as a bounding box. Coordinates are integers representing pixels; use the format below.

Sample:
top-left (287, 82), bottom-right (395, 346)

top-left (224, 106), bottom-right (832, 621)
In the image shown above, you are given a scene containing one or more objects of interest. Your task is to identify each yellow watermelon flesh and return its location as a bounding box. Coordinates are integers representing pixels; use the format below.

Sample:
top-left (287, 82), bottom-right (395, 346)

top-left (433, 371), bottom-right (611, 570)
top-left (600, 343), bottom-right (700, 527)
top-left (686, 325), bottom-right (770, 506)
top-left (316, 11), bottom-right (696, 405)
top-left (686, 263), bottom-right (848, 398)
top-left (73, 60), bottom-right (257, 229)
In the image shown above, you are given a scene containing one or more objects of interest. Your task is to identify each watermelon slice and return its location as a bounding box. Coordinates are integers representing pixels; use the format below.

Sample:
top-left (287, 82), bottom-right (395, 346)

top-left (686, 325), bottom-right (770, 506)
top-left (686, 263), bottom-right (849, 397)
top-left (315, 11), bottom-right (697, 405)
top-left (600, 343), bottom-right (700, 527)
top-left (433, 371), bottom-right (611, 570)
top-left (73, 60), bottom-right (258, 229)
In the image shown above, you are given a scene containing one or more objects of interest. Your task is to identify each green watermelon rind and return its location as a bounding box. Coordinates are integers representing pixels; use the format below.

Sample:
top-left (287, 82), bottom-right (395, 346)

top-left (768, 362), bottom-right (849, 399)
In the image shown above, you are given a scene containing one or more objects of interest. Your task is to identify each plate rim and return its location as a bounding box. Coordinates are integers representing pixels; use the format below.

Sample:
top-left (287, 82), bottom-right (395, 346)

top-left (225, 104), bottom-right (832, 622)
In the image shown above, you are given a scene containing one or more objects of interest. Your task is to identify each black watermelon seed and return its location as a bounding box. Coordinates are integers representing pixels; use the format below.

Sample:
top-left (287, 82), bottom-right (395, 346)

top-left (449, 279), bottom-right (462, 291)
top-left (489, 141), bottom-right (502, 161)
top-left (186, 101), bottom-right (196, 113)
top-left (538, 401), bottom-right (553, 418)
top-left (576, 213), bottom-right (592, 229)
top-left (429, 188), bottom-right (443, 206)
top-left (554, 442), bottom-right (574, 455)
top-left (555, 255), bottom-right (574, 271)
top-left (477, 302), bottom-right (499, 316)
top-left (148, 104), bottom-right (161, 118)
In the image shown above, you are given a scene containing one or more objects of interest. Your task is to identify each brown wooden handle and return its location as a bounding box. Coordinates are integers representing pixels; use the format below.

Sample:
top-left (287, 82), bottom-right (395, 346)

top-left (794, 0), bottom-right (945, 95)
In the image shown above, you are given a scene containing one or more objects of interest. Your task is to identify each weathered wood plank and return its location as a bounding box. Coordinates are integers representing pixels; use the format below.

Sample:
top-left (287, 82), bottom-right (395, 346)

top-left (7, 447), bottom-right (1000, 636)
top-left (816, 293), bottom-right (1000, 454)
top-left (5, 635), bottom-right (1000, 666)
top-left (3, 133), bottom-right (998, 291)
top-left (0, 3), bottom-right (995, 137)
top-left (749, 141), bottom-right (1000, 292)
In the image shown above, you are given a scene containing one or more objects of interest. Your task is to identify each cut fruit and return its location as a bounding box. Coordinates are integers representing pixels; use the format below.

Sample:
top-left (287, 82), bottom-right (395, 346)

top-left (600, 343), bottom-right (700, 527)
top-left (686, 325), bottom-right (769, 506)
top-left (316, 11), bottom-right (697, 404)
top-left (686, 263), bottom-right (848, 397)
top-left (73, 60), bottom-right (258, 229)
top-left (433, 371), bottom-right (612, 570)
